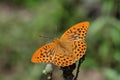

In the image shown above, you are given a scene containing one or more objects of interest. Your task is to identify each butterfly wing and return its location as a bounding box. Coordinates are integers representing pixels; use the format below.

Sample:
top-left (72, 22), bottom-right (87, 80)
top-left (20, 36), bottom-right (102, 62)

top-left (31, 42), bottom-right (56, 63)
top-left (52, 46), bottom-right (76, 67)
top-left (52, 40), bottom-right (86, 67)
top-left (55, 22), bottom-right (89, 66)
top-left (53, 55), bottom-right (76, 67)
top-left (60, 22), bottom-right (89, 41)
top-left (72, 40), bottom-right (86, 60)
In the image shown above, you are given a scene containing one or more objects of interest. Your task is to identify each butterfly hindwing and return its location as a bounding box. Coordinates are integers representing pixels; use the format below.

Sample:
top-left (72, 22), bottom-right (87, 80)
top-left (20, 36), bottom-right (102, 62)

top-left (31, 42), bottom-right (56, 63)
top-left (72, 40), bottom-right (86, 60)
top-left (52, 52), bottom-right (76, 67)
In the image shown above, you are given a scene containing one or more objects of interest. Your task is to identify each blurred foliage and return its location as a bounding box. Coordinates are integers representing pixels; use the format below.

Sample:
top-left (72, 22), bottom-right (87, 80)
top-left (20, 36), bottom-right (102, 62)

top-left (0, 0), bottom-right (120, 80)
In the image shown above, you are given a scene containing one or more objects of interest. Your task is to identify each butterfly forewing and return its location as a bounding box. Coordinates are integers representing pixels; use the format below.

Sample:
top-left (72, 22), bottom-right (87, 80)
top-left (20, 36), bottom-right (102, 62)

top-left (60, 22), bottom-right (89, 41)
top-left (31, 42), bottom-right (56, 63)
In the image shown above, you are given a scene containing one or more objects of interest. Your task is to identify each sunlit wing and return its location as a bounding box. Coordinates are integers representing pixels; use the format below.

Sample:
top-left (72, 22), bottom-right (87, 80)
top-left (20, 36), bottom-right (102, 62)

top-left (60, 22), bottom-right (89, 41)
top-left (31, 42), bottom-right (56, 63)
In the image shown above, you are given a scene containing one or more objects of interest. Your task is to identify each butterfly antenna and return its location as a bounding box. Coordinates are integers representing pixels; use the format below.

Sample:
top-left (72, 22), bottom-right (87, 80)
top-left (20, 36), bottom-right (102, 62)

top-left (55, 25), bottom-right (58, 37)
top-left (39, 35), bottom-right (53, 39)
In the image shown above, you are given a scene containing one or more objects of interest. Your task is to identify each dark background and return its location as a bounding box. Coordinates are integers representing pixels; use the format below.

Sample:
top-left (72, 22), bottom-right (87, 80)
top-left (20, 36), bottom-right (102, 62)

top-left (0, 0), bottom-right (120, 80)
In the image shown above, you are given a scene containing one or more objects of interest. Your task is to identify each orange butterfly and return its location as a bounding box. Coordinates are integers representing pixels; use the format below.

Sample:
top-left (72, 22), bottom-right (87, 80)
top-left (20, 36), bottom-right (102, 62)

top-left (31, 22), bottom-right (89, 67)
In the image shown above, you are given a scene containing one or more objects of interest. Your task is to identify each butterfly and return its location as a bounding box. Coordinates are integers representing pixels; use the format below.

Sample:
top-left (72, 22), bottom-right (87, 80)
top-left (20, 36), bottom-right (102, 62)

top-left (31, 22), bottom-right (89, 67)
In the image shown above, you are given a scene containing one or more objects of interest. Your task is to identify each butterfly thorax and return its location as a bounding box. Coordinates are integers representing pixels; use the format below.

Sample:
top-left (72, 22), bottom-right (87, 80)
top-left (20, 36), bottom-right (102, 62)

top-left (54, 38), bottom-right (63, 47)
top-left (54, 38), bottom-right (67, 50)
top-left (54, 38), bottom-right (72, 55)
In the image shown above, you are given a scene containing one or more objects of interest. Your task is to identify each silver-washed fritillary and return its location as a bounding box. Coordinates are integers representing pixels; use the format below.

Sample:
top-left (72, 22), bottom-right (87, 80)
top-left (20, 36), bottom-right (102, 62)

top-left (31, 22), bottom-right (89, 67)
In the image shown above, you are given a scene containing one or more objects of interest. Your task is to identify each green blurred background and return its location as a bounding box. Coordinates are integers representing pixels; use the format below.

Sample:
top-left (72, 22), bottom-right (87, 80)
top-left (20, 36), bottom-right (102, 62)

top-left (0, 0), bottom-right (120, 80)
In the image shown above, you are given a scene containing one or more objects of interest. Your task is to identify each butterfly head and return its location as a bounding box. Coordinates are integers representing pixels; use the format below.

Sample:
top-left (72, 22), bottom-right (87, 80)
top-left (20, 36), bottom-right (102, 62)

top-left (54, 38), bottom-right (61, 44)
